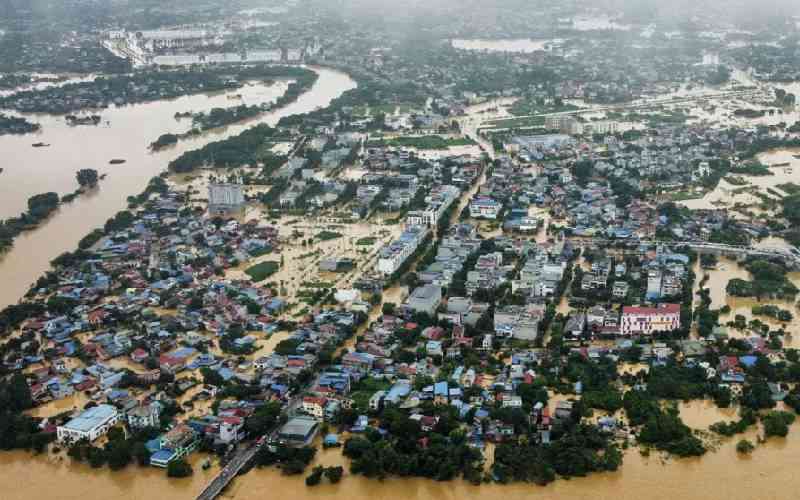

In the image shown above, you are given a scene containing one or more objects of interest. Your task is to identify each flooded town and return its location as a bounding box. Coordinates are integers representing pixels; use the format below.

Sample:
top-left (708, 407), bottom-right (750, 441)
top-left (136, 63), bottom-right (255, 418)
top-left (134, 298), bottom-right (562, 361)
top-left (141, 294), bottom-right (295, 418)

top-left (2, 1), bottom-right (800, 499)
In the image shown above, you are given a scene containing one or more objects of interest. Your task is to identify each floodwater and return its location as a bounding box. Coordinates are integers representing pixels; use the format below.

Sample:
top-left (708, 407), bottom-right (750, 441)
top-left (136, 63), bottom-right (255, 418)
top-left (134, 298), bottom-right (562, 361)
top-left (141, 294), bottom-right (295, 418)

top-left (0, 74), bottom-right (97, 98)
top-left (0, 66), bottom-right (356, 309)
top-left (572, 15), bottom-right (631, 31)
top-left (4, 418), bottom-right (800, 500)
top-left (451, 39), bottom-right (560, 53)
top-left (0, 79), bottom-right (291, 219)
top-left (681, 148), bottom-right (800, 211)
top-left (694, 256), bottom-right (800, 346)
top-left (678, 400), bottom-right (738, 429)
top-left (219, 210), bottom-right (402, 316)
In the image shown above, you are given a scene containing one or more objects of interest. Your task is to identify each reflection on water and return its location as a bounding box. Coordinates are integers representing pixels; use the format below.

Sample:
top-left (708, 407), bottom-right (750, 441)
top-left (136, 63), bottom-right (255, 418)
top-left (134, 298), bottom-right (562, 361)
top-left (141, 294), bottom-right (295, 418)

top-left (0, 66), bottom-right (356, 309)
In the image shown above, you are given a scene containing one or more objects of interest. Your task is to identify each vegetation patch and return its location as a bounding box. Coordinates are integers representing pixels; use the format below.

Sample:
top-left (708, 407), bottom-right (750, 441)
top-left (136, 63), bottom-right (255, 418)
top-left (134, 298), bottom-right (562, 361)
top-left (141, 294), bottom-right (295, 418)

top-left (726, 260), bottom-right (798, 300)
top-left (369, 135), bottom-right (476, 150)
top-left (316, 230), bottom-right (343, 241)
top-left (356, 237), bottom-right (378, 246)
top-left (245, 261), bottom-right (280, 282)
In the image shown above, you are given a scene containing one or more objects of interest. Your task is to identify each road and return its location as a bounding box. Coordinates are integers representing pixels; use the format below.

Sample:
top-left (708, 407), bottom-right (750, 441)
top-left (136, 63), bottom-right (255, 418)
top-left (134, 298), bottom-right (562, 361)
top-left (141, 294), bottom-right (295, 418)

top-left (196, 440), bottom-right (264, 500)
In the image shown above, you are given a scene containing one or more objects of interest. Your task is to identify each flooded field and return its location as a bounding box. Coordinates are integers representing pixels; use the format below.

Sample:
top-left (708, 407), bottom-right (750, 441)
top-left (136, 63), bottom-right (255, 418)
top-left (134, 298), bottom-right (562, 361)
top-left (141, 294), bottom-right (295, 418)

top-left (680, 148), bottom-right (800, 211)
top-left (693, 256), bottom-right (800, 346)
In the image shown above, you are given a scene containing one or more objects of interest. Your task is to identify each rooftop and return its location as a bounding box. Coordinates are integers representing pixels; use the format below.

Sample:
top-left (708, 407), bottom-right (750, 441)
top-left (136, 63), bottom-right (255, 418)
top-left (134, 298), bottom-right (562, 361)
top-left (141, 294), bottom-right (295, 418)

top-left (62, 404), bottom-right (118, 432)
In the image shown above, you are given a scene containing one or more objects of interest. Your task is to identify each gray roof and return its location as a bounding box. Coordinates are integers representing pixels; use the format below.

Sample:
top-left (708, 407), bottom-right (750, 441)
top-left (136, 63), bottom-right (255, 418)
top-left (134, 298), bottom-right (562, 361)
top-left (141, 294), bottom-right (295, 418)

top-left (279, 416), bottom-right (318, 437)
top-left (62, 404), bottom-right (118, 432)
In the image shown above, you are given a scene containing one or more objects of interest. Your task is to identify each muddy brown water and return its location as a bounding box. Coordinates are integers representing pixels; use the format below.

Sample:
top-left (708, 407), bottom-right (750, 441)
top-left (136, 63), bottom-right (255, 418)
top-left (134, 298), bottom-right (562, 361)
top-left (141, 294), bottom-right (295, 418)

top-left (0, 67), bottom-right (356, 309)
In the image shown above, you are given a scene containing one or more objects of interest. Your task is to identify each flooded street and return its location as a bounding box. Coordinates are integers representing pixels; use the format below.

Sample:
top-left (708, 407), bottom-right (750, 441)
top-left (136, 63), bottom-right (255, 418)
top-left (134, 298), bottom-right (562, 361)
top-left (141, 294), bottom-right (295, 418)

top-left (0, 66), bottom-right (356, 309)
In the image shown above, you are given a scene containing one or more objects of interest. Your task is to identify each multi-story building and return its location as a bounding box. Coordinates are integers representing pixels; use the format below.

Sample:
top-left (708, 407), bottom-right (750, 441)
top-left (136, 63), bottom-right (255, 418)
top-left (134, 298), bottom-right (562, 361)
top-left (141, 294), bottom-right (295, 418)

top-left (620, 303), bottom-right (681, 336)
top-left (377, 225), bottom-right (429, 275)
top-left (493, 304), bottom-right (544, 340)
top-left (406, 284), bottom-right (443, 316)
top-left (150, 424), bottom-right (199, 467)
top-left (646, 269), bottom-right (663, 300)
top-left (302, 396), bottom-right (328, 419)
top-left (127, 401), bottom-right (161, 429)
top-left (469, 196), bottom-right (502, 219)
top-left (208, 183), bottom-right (245, 216)
top-left (57, 404), bottom-right (121, 443)
top-left (545, 115), bottom-right (580, 134)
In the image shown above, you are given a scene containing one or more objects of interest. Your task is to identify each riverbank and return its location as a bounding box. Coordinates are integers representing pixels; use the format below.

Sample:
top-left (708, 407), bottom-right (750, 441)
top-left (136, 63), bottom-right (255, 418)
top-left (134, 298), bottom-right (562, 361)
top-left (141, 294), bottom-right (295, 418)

top-left (0, 66), bottom-right (356, 309)
top-left (1, 417), bottom-right (798, 500)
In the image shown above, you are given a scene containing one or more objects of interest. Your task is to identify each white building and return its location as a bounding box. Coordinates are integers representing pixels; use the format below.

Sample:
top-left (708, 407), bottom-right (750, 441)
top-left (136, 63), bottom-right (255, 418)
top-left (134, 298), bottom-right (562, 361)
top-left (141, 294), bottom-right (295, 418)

top-left (406, 284), bottom-right (443, 316)
top-left (582, 120), bottom-right (619, 135)
top-left (620, 304), bottom-right (681, 336)
top-left (219, 417), bottom-right (245, 444)
top-left (208, 183), bottom-right (245, 215)
top-left (57, 404), bottom-right (120, 443)
top-left (302, 397), bottom-right (327, 419)
top-left (377, 225), bottom-right (429, 275)
top-left (127, 402), bottom-right (160, 429)
top-left (469, 196), bottom-right (501, 219)
top-left (646, 268), bottom-right (663, 300)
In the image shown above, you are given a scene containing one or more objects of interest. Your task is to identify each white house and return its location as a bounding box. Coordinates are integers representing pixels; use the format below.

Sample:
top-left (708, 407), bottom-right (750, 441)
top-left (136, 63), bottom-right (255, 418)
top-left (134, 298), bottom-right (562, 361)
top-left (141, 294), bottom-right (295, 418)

top-left (127, 402), bottom-right (161, 429)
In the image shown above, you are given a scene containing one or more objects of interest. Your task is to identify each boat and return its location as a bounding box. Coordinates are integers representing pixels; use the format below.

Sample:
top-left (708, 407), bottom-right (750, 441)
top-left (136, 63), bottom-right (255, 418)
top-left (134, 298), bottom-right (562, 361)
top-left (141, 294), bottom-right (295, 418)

top-left (771, 162), bottom-right (790, 168)
top-left (31, 142), bottom-right (50, 148)
top-left (793, 154), bottom-right (800, 160)
top-left (109, 158), bottom-right (126, 165)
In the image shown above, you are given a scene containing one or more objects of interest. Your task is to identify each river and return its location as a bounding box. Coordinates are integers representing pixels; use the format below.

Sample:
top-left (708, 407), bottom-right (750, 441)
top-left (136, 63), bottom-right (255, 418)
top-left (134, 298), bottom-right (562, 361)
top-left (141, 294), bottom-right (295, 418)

top-left (2, 415), bottom-right (800, 500)
top-left (0, 66), bottom-right (356, 309)
top-left (451, 38), bottom-right (562, 53)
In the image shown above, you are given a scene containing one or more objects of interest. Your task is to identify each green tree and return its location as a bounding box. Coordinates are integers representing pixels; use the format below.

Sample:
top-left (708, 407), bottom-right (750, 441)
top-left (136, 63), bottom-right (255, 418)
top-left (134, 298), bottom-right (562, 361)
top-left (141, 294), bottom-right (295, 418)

top-left (306, 466), bottom-right (324, 486)
top-left (132, 441), bottom-right (151, 466)
top-left (76, 168), bottom-right (99, 188)
top-left (736, 439), bottom-right (755, 454)
top-left (762, 411), bottom-right (795, 438)
top-left (200, 367), bottom-right (225, 387)
top-left (245, 401), bottom-right (282, 436)
top-left (324, 466), bottom-right (344, 483)
top-left (167, 459), bottom-right (193, 478)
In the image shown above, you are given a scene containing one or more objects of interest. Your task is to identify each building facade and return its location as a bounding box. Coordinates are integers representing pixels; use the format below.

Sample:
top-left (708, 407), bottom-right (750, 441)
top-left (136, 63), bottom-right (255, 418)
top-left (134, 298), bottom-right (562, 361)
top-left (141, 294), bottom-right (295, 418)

top-left (620, 303), bottom-right (681, 336)
top-left (57, 404), bottom-right (120, 443)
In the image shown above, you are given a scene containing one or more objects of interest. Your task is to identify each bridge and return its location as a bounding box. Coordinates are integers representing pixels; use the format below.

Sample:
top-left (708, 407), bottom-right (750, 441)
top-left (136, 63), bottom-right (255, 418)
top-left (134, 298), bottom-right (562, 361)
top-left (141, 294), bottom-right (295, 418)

top-left (196, 439), bottom-right (266, 500)
top-left (567, 238), bottom-right (800, 268)
top-left (196, 391), bottom-right (308, 500)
